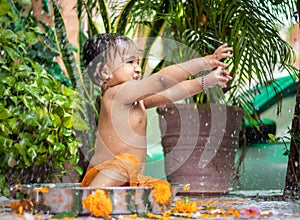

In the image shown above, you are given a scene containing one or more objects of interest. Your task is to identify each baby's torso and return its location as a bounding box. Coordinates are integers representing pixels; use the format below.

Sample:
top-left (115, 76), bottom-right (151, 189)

top-left (91, 96), bottom-right (148, 167)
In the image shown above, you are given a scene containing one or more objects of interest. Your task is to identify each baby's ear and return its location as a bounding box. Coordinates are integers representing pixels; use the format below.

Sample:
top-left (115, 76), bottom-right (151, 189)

top-left (101, 65), bottom-right (111, 80)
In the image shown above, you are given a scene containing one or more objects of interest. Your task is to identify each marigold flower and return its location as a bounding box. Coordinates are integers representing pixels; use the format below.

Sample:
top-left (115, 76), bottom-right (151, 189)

top-left (82, 189), bottom-right (113, 217)
top-left (35, 187), bottom-right (49, 193)
top-left (144, 180), bottom-right (172, 205)
top-left (182, 184), bottom-right (190, 191)
top-left (10, 200), bottom-right (33, 214)
top-left (174, 199), bottom-right (198, 213)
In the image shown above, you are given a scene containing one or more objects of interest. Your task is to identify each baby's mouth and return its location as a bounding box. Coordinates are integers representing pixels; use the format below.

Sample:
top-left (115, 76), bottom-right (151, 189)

top-left (133, 74), bottom-right (140, 80)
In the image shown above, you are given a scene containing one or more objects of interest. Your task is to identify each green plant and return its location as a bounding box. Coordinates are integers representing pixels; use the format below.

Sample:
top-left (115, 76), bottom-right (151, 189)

top-left (0, 0), bottom-right (141, 191)
top-left (0, 0), bottom-right (87, 196)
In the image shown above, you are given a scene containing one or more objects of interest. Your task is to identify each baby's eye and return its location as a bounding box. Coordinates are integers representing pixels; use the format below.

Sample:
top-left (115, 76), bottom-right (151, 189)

top-left (127, 60), bottom-right (134, 64)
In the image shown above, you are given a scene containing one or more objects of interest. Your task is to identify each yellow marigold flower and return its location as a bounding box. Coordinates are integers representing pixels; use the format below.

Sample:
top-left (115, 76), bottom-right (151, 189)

top-left (35, 187), bottom-right (49, 193)
top-left (82, 189), bottom-right (113, 217)
top-left (174, 199), bottom-right (198, 213)
top-left (182, 184), bottom-right (190, 191)
top-left (10, 200), bottom-right (33, 214)
top-left (148, 180), bottom-right (172, 205)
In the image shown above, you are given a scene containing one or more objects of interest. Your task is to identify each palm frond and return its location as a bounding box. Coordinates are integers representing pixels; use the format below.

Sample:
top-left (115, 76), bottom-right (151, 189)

top-left (51, 0), bottom-right (79, 89)
top-left (84, 2), bottom-right (100, 36)
top-left (97, 0), bottom-right (111, 33)
top-left (51, 0), bottom-right (97, 152)
top-left (114, 0), bottom-right (137, 34)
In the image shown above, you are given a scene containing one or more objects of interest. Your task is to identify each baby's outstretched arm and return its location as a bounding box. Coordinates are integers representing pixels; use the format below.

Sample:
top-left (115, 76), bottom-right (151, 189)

top-left (156, 44), bottom-right (232, 83)
top-left (144, 67), bottom-right (232, 109)
top-left (116, 44), bottom-right (232, 105)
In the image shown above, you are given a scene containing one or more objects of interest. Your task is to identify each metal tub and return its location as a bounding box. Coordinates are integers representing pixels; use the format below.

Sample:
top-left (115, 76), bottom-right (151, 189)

top-left (17, 183), bottom-right (182, 216)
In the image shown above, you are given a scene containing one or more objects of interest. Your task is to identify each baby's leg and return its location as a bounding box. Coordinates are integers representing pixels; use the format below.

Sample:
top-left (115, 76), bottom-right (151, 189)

top-left (89, 169), bottom-right (128, 187)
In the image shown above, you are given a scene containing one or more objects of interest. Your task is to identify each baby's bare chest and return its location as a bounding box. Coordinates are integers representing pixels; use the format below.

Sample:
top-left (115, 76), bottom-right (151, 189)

top-left (129, 102), bottom-right (147, 128)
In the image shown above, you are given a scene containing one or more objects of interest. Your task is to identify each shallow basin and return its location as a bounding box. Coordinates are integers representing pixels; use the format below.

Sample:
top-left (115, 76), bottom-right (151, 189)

top-left (17, 183), bottom-right (182, 215)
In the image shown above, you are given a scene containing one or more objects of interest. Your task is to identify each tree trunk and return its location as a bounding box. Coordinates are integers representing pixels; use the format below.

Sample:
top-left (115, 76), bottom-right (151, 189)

top-left (284, 71), bottom-right (300, 200)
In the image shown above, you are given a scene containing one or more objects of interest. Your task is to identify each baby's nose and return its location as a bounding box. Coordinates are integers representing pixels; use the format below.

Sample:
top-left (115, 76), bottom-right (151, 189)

top-left (135, 65), bottom-right (141, 73)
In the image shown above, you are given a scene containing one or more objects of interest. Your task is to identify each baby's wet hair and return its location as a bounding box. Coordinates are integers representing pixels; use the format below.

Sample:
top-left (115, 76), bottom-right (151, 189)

top-left (83, 33), bottom-right (135, 87)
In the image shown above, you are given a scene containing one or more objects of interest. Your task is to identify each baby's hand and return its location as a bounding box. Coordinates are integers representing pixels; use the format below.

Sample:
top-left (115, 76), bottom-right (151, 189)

top-left (204, 66), bottom-right (232, 89)
top-left (204, 44), bottom-right (232, 69)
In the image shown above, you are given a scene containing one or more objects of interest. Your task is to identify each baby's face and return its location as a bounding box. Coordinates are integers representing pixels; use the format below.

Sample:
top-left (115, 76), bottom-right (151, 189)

top-left (106, 42), bottom-right (141, 85)
top-left (107, 40), bottom-right (139, 69)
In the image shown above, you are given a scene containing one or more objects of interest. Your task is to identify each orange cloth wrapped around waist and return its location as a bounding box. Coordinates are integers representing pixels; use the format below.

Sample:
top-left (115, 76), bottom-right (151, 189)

top-left (81, 153), bottom-right (141, 187)
top-left (81, 153), bottom-right (172, 204)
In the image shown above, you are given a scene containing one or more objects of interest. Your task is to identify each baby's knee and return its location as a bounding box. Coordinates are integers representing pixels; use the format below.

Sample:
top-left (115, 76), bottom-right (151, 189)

top-left (90, 169), bottom-right (128, 187)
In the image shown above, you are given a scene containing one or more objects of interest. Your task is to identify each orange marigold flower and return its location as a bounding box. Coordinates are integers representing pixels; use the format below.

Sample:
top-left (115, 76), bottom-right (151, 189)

top-left (82, 189), bottom-right (113, 217)
top-left (182, 184), bottom-right (190, 191)
top-left (147, 180), bottom-right (172, 205)
top-left (35, 187), bottom-right (49, 193)
top-left (174, 199), bottom-right (198, 213)
top-left (10, 200), bottom-right (33, 214)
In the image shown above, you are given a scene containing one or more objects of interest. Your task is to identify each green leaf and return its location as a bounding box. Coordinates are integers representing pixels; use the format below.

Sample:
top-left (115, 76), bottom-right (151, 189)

top-left (63, 116), bottom-right (73, 128)
top-left (0, 107), bottom-right (12, 119)
top-left (25, 31), bottom-right (39, 45)
top-left (67, 142), bottom-right (78, 156)
top-left (3, 46), bottom-right (20, 60)
top-left (47, 134), bottom-right (56, 144)
top-left (42, 0), bottom-right (50, 14)
top-left (0, 83), bottom-right (4, 97)
top-left (53, 142), bottom-right (65, 152)
top-left (97, 0), bottom-right (111, 33)
top-left (115, 0), bottom-right (137, 34)
top-left (51, 0), bottom-right (79, 89)
top-left (0, 29), bottom-right (17, 40)
top-left (61, 127), bottom-right (73, 136)
top-left (2, 187), bottom-right (10, 197)
top-left (36, 145), bottom-right (47, 153)
top-left (0, 136), bottom-right (13, 151)
top-left (19, 113), bottom-right (39, 127)
top-left (0, 2), bottom-right (10, 16)
top-left (3, 76), bottom-right (16, 87)
top-left (73, 112), bottom-right (88, 131)
top-left (84, 3), bottom-right (99, 36)
top-left (50, 113), bottom-right (62, 126)
top-left (69, 155), bottom-right (79, 165)
top-left (27, 145), bottom-right (37, 162)
top-left (8, 118), bottom-right (21, 134)
top-left (73, 166), bottom-right (83, 175)
top-left (184, 196), bottom-right (190, 205)
top-left (51, 211), bottom-right (76, 219)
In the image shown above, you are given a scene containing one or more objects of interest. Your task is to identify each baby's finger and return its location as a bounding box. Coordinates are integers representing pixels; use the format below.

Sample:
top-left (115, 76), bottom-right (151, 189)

top-left (221, 70), bottom-right (231, 77)
top-left (217, 61), bottom-right (229, 68)
top-left (216, 44), bottom-right (232, 52)
top-left (220, 52), bottom-right (233, 59)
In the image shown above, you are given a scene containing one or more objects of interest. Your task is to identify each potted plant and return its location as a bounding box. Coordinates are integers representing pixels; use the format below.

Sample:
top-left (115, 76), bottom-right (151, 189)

top-left (0, 0), bottom-right (88, 196)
